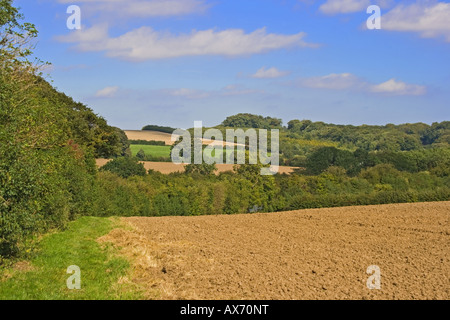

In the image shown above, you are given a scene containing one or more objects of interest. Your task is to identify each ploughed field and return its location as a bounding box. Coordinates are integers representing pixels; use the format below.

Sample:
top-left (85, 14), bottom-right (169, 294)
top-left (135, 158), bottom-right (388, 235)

top-left (100, 202), bottom-right (450, 300)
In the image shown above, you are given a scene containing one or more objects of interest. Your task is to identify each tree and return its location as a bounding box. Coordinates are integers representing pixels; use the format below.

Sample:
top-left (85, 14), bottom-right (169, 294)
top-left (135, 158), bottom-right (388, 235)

top-left (142, 124), bottom-right (176, 134)
top-left (185, 163), bottom-right (217, 175)
top-left (287, 119), bottom-right (312, 131)
top-left (1, 0), bottom-right (38, 65)
top-left (100, 157), bottom-right (147, 178)
top-left (136, 148), bottom-right (146, 160)
top-left (306, 147), bottom-right (357, 175)
top-left (222, 113), bottom-right (282, 129)
top-left (0, 0), bottom-right (61, 257)
top-left (0, 1), bottom-right (118, 258)
top-left (228, 164), bottom-right (281, 213)
top-left (114, 127), bottom-right (132, 157)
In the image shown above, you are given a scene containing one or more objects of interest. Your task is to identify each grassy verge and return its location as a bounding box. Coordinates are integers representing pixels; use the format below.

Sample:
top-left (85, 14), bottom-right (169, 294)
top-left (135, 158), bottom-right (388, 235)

top-left (0, 217), bottom-right (142, 300)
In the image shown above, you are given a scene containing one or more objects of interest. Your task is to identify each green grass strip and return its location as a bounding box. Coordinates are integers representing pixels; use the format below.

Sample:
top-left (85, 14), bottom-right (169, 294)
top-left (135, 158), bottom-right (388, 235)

top-left (0, 217), bottom-right (142, 300)
top-left (130, 145), bottom-right (172, 158)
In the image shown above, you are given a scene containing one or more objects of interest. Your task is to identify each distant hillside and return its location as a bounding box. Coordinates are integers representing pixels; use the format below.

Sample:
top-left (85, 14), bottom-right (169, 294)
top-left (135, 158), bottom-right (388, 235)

top-left (208, 113), bottom-right (450, 167)
top-left (218, 113), bottom-right (449, 151)
top-left (285, 119), bottom-right (449, 151)
top-left (138, 114), bottom-right (449, 168)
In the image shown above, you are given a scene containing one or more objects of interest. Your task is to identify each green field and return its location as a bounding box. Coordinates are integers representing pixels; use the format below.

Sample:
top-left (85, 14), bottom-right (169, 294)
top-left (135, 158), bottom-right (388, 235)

top-left (0, 217), bottom-right (144, 300)
top-left (130, 145), bottom-right (171, 158)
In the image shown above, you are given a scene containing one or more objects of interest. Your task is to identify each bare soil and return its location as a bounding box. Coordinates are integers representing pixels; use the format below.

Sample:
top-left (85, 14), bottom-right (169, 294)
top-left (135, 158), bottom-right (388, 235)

top-left (100, 202), bottom-right (450, 300)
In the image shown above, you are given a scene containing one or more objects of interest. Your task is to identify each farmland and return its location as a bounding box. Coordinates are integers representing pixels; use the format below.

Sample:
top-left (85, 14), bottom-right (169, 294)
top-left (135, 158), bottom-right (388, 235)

top-left (124, 130), bottom-right (177, 145)
top-left (2, 0), bottom-right (449, 304)
top-left (95, 159), bottom-right (296, 175)
top-left (130, 145), bottom-right (172, 158)
top-left (1, 202), bottom-right (448, 300)
top-left (102, 201), bottom-right (450, 300)
top-left (102, 129), bottom-right (295, 174)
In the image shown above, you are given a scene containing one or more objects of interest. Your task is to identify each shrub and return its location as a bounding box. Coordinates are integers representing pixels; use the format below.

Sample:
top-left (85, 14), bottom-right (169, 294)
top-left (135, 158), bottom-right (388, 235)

top-left (99, 157), bottom-right (146, 178)
top-left (136, 148), bottom-right (146, 160)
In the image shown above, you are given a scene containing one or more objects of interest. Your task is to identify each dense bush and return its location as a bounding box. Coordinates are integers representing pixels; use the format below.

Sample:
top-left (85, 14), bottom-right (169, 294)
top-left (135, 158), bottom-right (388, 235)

top-left (222, 113), bottom-right (282, 129)
top-left (99, 157), bottom-right (147, 178)
top-left (114, 127), bottom-right (132, 157)
top-left (0, 1), bottom-right (123, 259)
top-left (184, 163), bottom-right (217, 175)
top-left (90, 161), bottom-right (449, 218)
top-left (305, 147), bottom-right (357, 175)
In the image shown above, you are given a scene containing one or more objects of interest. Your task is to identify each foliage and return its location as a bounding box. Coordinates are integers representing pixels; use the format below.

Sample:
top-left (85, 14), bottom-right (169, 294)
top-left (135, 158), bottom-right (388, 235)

top-left (185, 163), bottom-right (217, 175)
top-left (0, 0), bottom-right (38, 65)
top-left (286, 119), bottom-right (449, 152)
top-left (304, 146), bottom-right (450, 176)
top-left (305, 147), bottom-right (357, 175)
top-left (99, 157), bottom-right (147, 179)
top-left (91, 160), bottom-right (449, 218)
top-left (199, 114), bottom-right (449, 167)
top-left (136, 148), bottom-right (146, 160)
top-left (129, 139), bottom-right (166, 146)
top-left (141, 124), bottom-right (176, 134)
top-left (0, 1), bottom-right (122, 258)
top-left (222, 113), bottom-right (282, 129)
top-left (114, 127), bottom-right (131, 157)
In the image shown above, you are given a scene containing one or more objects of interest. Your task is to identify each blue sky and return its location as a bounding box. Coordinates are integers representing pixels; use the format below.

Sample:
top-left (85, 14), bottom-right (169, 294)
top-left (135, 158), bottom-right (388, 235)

top-left (16, 0), bottom-right (450, 129)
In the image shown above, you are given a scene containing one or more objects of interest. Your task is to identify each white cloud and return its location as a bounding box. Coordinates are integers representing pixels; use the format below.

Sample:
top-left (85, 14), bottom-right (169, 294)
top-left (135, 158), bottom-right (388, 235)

top-left (58, 0), bottom-right (208, 18)
top-left (58, 24), bottom-right (108, 46)
top-left (370, 79), bottom-right (426, 96)
top-left (95, 86), bottom-right (119, 97)
top-left (319, 0), bottom-right (371, 15)
top-left (299, 73), bottom-right (426, 96)
top-left (251, 67), bottom-right (290, 79)
top-left (382, 1), bottom-right (450, 42)
top-left (319, 0), bottom-right (392, 15)
top-left (57, 25), bottom-right (316, 61)
top-left (318, 1), bottom-right (449, 42)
